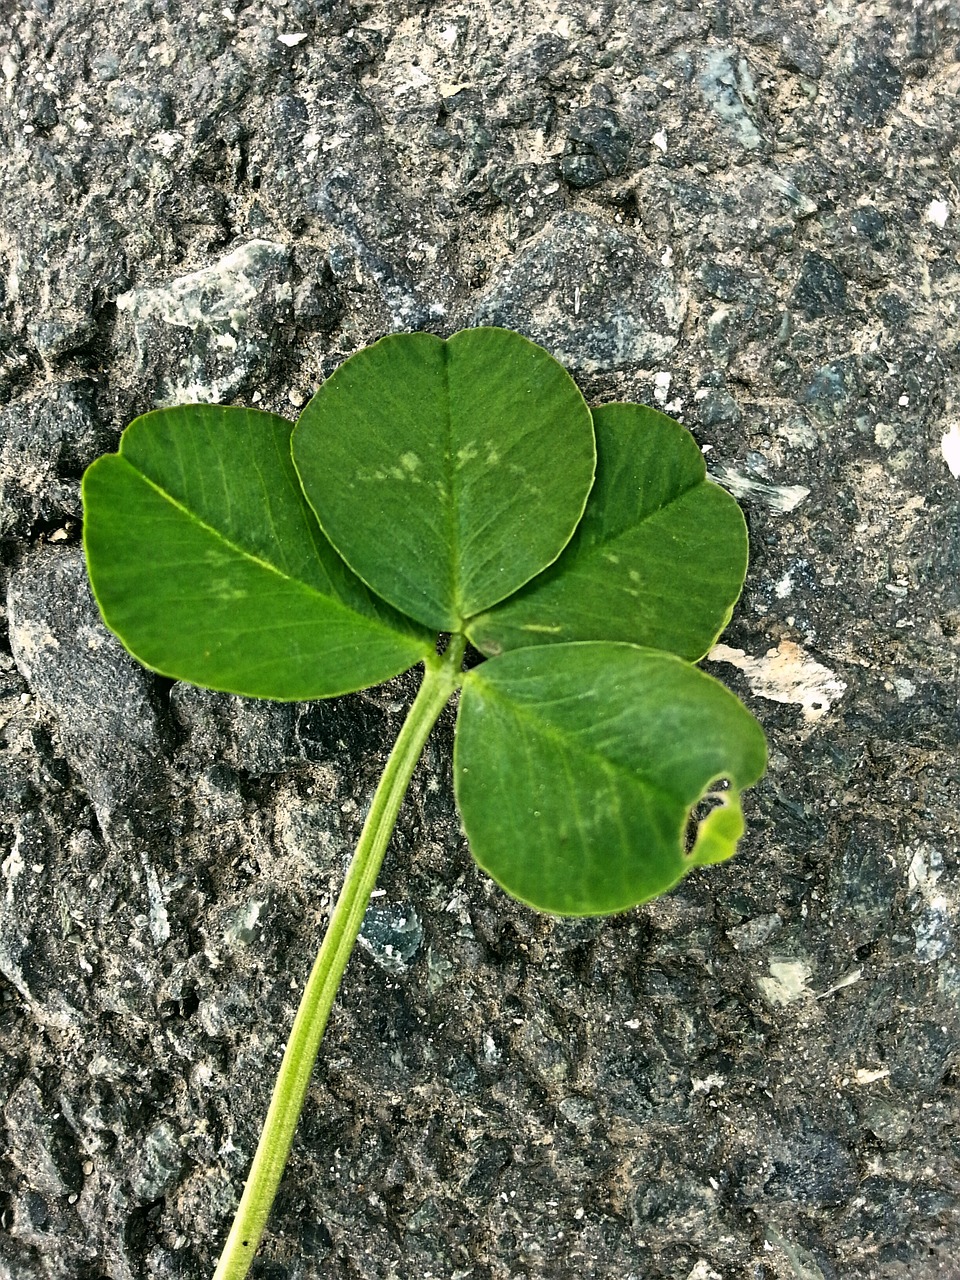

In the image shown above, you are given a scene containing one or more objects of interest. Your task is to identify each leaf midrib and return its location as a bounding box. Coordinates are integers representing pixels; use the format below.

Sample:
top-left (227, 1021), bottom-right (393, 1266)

top-left (442, 341), bottom-right (463, 623)
top-left (465, 478), bottom-right (735, 638)
top-left (465, 672), bottom-right (698, 818)
top-left (577, 473), bottom-right (716, 559)
top-left (116, 456), bottom-right (408, 637)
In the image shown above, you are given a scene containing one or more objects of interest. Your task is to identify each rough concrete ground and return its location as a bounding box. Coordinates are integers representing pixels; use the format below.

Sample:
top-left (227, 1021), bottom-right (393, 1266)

top-left (1, 1), bottom-right (959, 1278)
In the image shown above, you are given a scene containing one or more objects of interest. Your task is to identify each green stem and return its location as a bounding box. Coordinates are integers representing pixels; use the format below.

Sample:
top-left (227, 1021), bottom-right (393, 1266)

top-left (213, 635), bottom-right (467, 1280)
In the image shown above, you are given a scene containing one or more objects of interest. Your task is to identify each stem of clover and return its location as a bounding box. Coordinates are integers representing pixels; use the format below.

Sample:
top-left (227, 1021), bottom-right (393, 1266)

top-left (213, 633), bottom-right (467, 1280)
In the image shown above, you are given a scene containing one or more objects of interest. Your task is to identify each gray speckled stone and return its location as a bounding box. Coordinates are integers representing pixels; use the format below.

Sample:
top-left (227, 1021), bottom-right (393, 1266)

top-left (115, 239), bottom-right (293, 407)
top-left (7, 548), bottom-right (168, 845)
top-left (474, 211), bottom-right (685, 372)
top-left (0, 380), bottom-right (103, 538)
top-left (1, 0), bottom-right (959, 1278)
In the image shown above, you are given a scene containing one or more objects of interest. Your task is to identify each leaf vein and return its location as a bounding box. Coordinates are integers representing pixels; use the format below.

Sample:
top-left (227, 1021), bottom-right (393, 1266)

top-left (119, 460), bottom-right (415, 643)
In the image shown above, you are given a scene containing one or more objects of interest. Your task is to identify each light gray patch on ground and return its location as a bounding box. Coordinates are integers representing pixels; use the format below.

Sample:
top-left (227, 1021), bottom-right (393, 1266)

top-left (115, 239), bottom-right (293, 406)
top-left (474, 211), bottom-right (686, 372)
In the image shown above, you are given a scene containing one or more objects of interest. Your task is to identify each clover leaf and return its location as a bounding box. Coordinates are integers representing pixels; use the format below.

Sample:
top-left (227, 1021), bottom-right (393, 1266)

top-left (80, 326), bottom-right (766, 1280)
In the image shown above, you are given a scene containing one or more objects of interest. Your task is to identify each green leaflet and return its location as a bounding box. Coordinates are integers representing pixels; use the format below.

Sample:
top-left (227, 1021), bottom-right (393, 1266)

top-left (292, 327), bottom-right (596, 632)
top-left (82, 405), bottom-right (433, 700)
top-left (455, 642), bottom-right (767, 915)
top-left (467, 403), bottom-right (748, 660)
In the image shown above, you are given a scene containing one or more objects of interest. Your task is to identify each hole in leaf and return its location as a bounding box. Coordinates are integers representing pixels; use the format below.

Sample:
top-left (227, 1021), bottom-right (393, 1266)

top-left (684, 779), bottom-right (731, 853)
top-left (685, 780), bottom-right (745, 868)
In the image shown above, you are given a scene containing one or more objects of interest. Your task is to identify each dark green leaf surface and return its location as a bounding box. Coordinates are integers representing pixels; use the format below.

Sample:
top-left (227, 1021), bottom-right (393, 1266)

top-left (82, 405), bottom-right (433, 700)
top-left (466, 403), bottom-right (748, 661)
top-left (455, 643), bottom-right (766, 915)
top-left (292, 327), bottom-right (596, 632)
